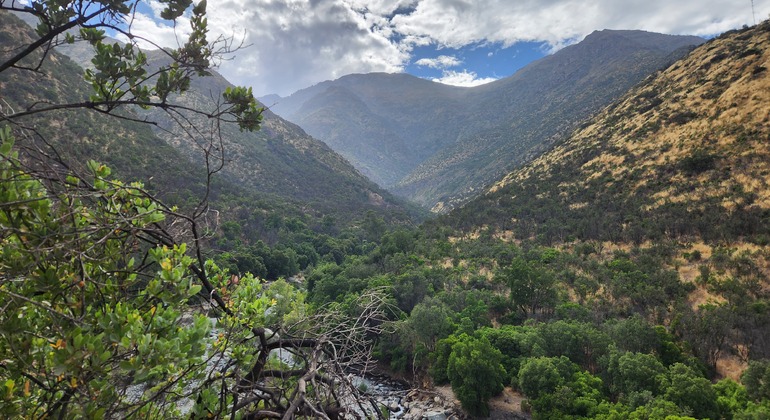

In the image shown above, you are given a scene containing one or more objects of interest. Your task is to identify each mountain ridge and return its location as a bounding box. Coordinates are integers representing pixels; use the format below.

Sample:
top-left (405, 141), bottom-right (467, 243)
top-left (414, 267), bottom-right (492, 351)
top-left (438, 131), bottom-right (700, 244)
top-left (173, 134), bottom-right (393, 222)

top-left (264, 30), bottom-right (705, 211)
top-left (0, 10), bottom-right (420, 234)
top-left (447, 21), bottom-right (770, 246)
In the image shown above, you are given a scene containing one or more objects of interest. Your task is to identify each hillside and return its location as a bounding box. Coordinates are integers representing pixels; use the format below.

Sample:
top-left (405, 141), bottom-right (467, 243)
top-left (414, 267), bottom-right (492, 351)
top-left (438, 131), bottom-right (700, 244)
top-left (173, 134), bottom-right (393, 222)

top-left (398, 30), bottom-right (706, 211)
top-left (267, 30), bottom-right (704, 211)
top-left (0, 11), bottom-right (418, 231)
top-left (266, 73), bottom-right (468, 187)
top-left (141, 52), bottom-right (417, 221)
top-left (438, 19), bottom-right (770, 378)
top-left (453, 23), bottom-right (770, 247)
top-left (297, 22), bottom-right (770, 418)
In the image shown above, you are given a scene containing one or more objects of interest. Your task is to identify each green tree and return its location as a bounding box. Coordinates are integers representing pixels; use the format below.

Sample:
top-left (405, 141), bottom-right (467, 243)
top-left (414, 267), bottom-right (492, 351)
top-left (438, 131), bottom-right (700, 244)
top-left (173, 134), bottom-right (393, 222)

top-left (478, 325), bottom-right (545, 379)
top-left (446, 334), bottom-right (507, 417)
top-left (1, 0), bottom-right (261, 131)
top-left (518, 356), bottom-right (576, 400)
top-left (430, 334), bottom-right (460, 385)
top-left (539, 320), bottom-right (611, 373)
top-left (0, 1), bottom-right (390, 417)
top-left (406, 297), bottom-right (455, 352)
top-left (605, 348), bottom-right (666, 398)
top-left (659, 363), bottom-right (719, 419)
top-left (742, 359), bottom-right (770, 401)
top-left (715, 378), bottom-right (750, 419)
top-left (0, 133), bottom-right (391, 418)
top-left (497, 257), bottom-right (558, 317)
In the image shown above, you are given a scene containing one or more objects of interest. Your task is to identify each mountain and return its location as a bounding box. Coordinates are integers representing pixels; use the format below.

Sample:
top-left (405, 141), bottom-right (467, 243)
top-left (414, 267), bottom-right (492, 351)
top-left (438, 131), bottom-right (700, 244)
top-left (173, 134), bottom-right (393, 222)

top-left (266, 30), bottom-right (704, 211)
top-left (446, 22), bottom-right (770, 247)
top-left (416, 19), bottom-right (770, 383)
top-left (0, 11), bottom-right (418, 235)
top-left (140, 52), bottom-right (418, 220)
top-left (397, 30), bottom-right (706, 211)
top-left (266, 73), bottom-right (468, 188)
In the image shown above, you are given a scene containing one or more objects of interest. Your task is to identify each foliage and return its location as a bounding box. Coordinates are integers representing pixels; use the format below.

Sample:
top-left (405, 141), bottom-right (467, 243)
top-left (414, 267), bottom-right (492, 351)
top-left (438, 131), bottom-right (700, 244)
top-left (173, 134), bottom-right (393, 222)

top-left (496, 256), bottom-right (558, 317)
top-left (1, 0), bottom-right (262, 131)
top-left (742, 360), bottom-right (770, 401)
top-left (446, 334), bottom-right (506, 417)
top-left (0, 131), bottom-right (208, 417)
top-left (0, 131), bottom-right (392, 417)
top-left (0, 0), bottom-right (405, 416)
top-left (659, 363), bottom-right (719, 419)
top-left (604, 348), bottom-right (666, 398)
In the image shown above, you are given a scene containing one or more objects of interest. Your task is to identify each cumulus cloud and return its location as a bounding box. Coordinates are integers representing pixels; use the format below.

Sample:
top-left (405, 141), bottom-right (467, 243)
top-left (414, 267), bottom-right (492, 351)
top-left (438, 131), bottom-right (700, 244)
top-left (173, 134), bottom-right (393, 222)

top-left (118, 9), bottom-right (191, 50)
top-left (432, 70), bottom-right (497, 87)
top-left (414, 55), bottom-right (462, 68)
top-left (124, 0), bottom-right (770, 95)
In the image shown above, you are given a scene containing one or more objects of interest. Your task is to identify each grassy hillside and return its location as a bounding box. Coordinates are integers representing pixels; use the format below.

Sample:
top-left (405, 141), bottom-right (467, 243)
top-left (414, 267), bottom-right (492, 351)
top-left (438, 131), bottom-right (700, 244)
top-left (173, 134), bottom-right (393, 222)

top-left (435, 19), bottom-right (770, 378)
top-left (396, 30), bottom-right (705, 211)
top-left (451, 24), bottom-right (770, 246)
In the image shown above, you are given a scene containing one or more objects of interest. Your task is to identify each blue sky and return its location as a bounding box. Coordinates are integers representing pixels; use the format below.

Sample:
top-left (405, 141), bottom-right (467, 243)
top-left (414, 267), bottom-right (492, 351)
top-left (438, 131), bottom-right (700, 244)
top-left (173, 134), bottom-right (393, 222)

top-left (119, 0), bottom-right (770, 96)
top-left (405, 41), bottom-right (550, 86)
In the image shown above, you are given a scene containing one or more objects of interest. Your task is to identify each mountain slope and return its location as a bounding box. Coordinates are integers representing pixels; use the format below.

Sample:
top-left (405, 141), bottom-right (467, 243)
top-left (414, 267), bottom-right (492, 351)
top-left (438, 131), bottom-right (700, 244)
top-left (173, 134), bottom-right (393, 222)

top-left (447, 22), bottom-right (770, 246)
top-left (267, 31), bottom-right (704, 211)
top-left (0, 11), bottom-right (418, 232)
top-left (142, 54), bottom-right (415, 219)
top-left (397, 30), bottom-right (705, 210)
top-left (267, 73), bottom-right (468, 188)
top-left (424, 21), bottom-right (770, 380)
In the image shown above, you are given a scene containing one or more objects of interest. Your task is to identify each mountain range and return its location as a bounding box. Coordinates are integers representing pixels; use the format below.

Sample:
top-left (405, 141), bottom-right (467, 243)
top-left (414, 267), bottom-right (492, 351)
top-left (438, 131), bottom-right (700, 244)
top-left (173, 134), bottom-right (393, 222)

top-left (264, 30), bottom-right (705, 211)
top-left (0, 10), bottom-right (418, 240)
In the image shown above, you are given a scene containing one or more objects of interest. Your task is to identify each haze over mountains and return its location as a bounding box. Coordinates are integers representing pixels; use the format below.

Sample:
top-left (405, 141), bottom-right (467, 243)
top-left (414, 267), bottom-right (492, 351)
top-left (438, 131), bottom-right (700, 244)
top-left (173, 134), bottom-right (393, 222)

top-left (264, 30), bottom-right (705, 211)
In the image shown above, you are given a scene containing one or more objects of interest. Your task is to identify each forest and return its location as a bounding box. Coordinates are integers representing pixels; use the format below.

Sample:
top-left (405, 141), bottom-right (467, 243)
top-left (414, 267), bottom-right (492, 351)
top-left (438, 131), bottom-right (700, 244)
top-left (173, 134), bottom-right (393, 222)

top-left (2, 1), bottom-right (770, 419)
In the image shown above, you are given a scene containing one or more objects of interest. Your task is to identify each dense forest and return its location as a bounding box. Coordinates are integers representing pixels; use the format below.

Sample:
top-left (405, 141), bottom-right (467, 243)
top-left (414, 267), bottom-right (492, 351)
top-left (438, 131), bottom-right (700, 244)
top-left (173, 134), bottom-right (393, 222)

top-left (2, 2), bottom-right (770, 420)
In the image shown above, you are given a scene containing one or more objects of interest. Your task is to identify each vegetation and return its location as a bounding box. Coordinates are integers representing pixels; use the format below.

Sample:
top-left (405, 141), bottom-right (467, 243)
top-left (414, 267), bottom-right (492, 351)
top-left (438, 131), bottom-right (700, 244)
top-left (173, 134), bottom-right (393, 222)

top-left (0, 2), bottom-right (391, 418)
top-left (2, 0), bottom-right (770, 418)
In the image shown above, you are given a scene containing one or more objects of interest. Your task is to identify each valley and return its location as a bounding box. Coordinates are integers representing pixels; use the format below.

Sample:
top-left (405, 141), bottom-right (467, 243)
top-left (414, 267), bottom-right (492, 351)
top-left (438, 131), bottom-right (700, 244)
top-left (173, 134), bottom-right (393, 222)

top-left (2, 3), bottom-right (770, 419)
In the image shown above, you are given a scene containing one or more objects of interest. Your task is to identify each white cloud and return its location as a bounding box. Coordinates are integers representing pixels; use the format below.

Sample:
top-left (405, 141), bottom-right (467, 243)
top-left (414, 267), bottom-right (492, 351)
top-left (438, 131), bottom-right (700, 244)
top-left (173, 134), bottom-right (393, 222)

top-left (431, 70), bottom-right (497, 87)
top-left (122, 0), bottom-right (770, 95)
top-left (414, 55), bottom-right (462, 68)
top-left (117, 10), bottom-right (191, 50)
top-left (390, 0), bottom-right (769, 48)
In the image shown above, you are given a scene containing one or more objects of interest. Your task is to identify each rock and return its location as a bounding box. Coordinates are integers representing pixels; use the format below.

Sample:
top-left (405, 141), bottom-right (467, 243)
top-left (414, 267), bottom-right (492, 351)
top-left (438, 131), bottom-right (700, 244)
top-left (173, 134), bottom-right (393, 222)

top-left (423, 411), bottom-right (447, 420)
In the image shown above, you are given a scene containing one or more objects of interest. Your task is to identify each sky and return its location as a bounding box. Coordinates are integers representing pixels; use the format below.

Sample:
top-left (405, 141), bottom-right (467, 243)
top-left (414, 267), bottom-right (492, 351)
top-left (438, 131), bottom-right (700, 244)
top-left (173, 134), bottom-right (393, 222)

top-left (122, 0), bottom-right (770, 96)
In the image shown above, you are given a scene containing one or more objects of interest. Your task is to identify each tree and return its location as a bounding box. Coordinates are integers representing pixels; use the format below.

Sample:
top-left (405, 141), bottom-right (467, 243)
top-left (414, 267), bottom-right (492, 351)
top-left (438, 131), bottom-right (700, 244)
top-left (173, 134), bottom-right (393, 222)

top-left (1, 2), bottom-right (261, 131)
top-left (496, 257), bottom-right (558, 317)
top-left (0, 1), bottom-right (390, 417)
top-left (518, 356), bottom-right (576, 400)
top-left (659, 363), bottom-right (719, 419)
top-left (446, 334), bottom-right (506, 417)
top-left (405, 297), bottom-right (454, 352)
top-left (478, 325), bottom-right (545, 379)
top-left (605, 348), bottom-right (666, 398)
top-left (742, 360), bottom-right (770, 401)
top-left (0, 130), bottom-right (393, 418)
